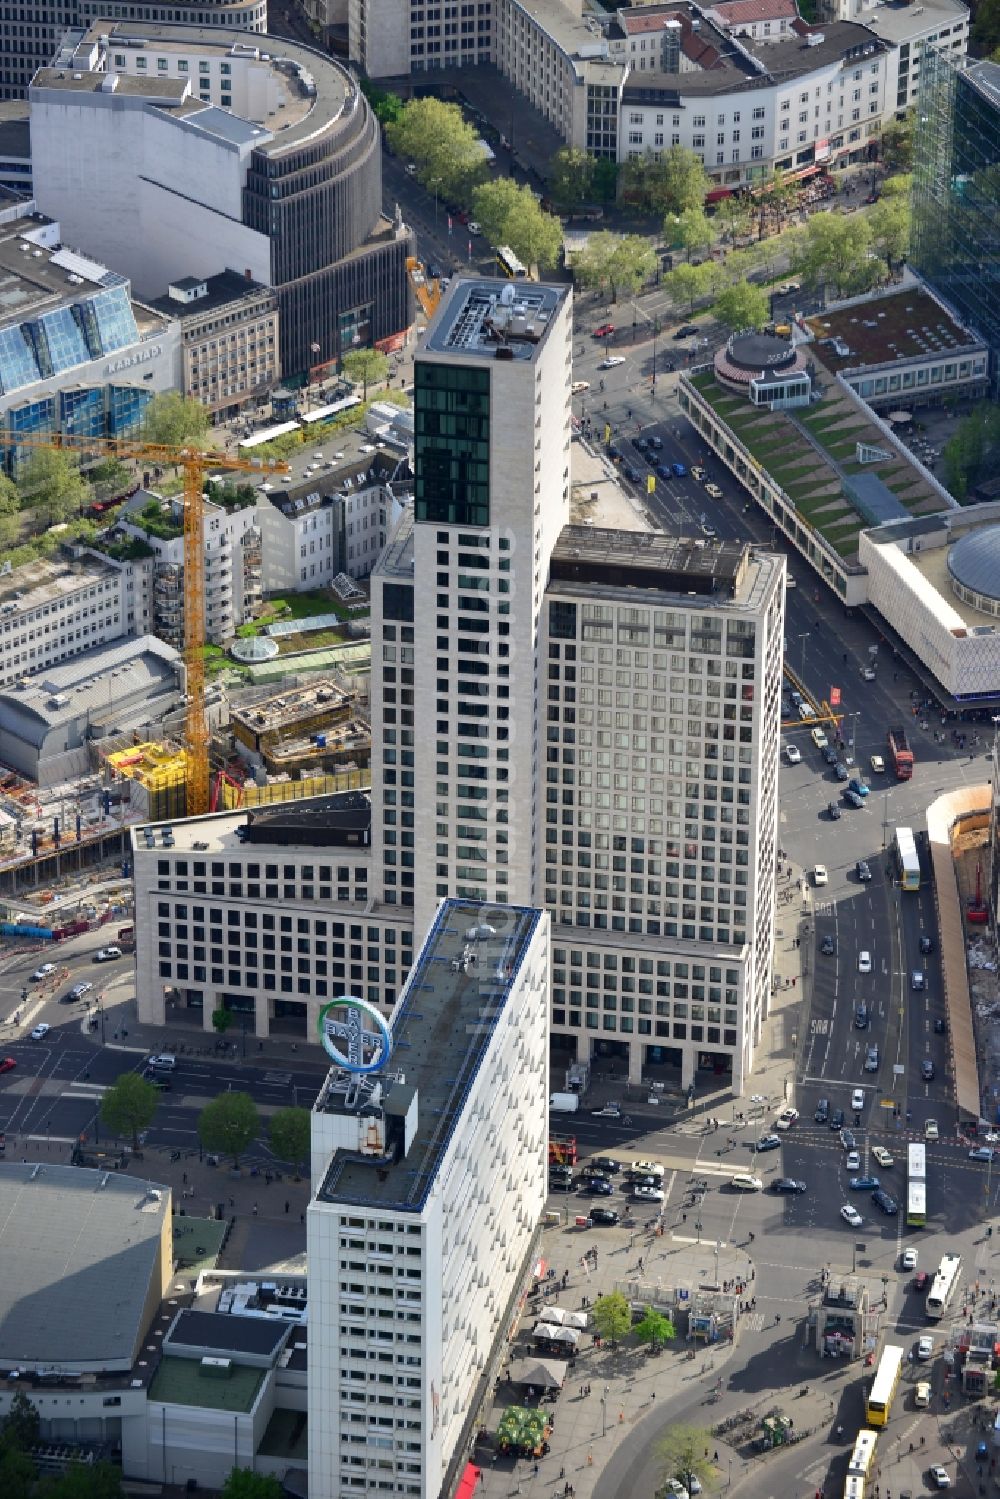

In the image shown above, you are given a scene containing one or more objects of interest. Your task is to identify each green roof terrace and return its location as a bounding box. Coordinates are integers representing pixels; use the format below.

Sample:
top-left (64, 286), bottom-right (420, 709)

top-left (148, 1357), bottom-right (265, 1413)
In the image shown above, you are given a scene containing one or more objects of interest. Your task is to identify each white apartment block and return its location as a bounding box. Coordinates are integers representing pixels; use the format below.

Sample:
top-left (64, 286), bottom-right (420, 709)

top-left (134, 279), bottom-right (784, 1094)
top-left (0, 548), bottom-right (149, 688)
top-left (860, 0), bottom-right (969, 116)
top-left (307, 897), bottom-right (549, 1499)
top-left (114, 492), bottom-right (261, 647)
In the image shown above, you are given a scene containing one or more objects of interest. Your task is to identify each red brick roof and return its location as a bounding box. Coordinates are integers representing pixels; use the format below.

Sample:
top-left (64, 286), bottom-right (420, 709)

top-left (712, 0), bottom-right (797, 24)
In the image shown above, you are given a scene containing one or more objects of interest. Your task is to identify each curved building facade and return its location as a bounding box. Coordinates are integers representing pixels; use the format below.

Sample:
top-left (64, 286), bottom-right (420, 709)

top-left (30, 22), bottom-right (412, 380)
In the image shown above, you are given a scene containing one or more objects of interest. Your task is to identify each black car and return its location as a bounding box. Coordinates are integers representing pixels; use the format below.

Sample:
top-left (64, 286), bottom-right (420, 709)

top-left (919, 935), bottom-right (935, 955)
top-left (549, 1165), bottom-right (573, 1180)
top-left (426, 261), bottom-right (442, 280)
top-left (841, 1129), bottom-right (857, 1150)
top-left (580, 1181), bottom-right (614, 1196)
top-left (815, 1099), bottom-right (830, 1124)
top-left (648, 435), bottom-right (663, 450)
top-left (674, 324), bottom-right (698, 339)
top-left (589, 1207), bottom-right (620, 1226)
top-left (828, 801), bottom-right (842, 820)
top-left (855, 1002), bottom-right (869, 1030)
top-left (591, 1155), bottom-right (622, 1174)
top-left (754, 1134), bottom-right (781, 1152)
top-left (144, 1072), bottom-right (171, 1091)
top-left (830, 1108), bottom-right (845, 1131)
top-left (821, 934), bottom-right (836, 955)
top-left (623, 463), bottom-right (642, 483)
top-left (549, 1178), bottom-right (576, 1192)
top-left (856, 860), bottom-right (873, 881)
top-left (934, 1017), bottom-right (947, 1035)
top-left (921, 1059), bottom-right (935, 1081)
top-left (872, 1189), bottom-right (898, 1215)
top-left (772, 1178), bottom-right (807, 1193)
top-left (628, 1175), bottom-right (660, 1189)
top-left (822, 746), bottom-right (839, 765)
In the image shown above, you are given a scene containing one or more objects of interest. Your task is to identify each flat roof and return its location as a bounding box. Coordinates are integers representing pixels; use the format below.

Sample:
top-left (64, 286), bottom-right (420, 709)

top-left (966, 58), bottom-right (1000, 107)
top-left (133, 790), bottom-right (372, 856)
top-left (147, 1356), bottom-right (265, 1412)
top-left (69, 21), bottom-right (354, 159)
top-left (422, 278), bottom-right (568, 363)
top-left (0, 551), bottom-right (117, 610)
top-left (144, 268), bottom-right (275, 324)
top-left (166, 1309), bottom-right (291, 1358)
top-left (259, 430), bottom-right (401, 511)
top-left (241, 790), bottom-right (370, 846)
top-left (863, 0), bottom-right (969, 45)
top-left (550, 525), bottom-right (751, 598)
top-left (807, 287), bottom-right (982, 371)
top-left (0, 1163), bottom-right (168, 1370)
top-left (756, 22), bottom-right (886, 83)
top-left (317, 898), bottom-right (544, 1212)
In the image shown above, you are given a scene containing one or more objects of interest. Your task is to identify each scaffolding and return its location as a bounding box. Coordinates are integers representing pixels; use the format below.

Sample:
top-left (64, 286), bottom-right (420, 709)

top-left (103, 741), bottom-right (189, 824)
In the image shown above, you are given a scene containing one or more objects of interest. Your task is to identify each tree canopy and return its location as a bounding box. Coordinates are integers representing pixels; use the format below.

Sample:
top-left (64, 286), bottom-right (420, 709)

top-left (198, 1090), bottom-right (260, 1169)
top-left (470, 180), bottom-right (563, 270)
top-left (385, 98), bottom-right (486, 200)
top-left (269, 1106), bottom-right (311, 1174)
top-left (220, 1470), bottom-right (284, 1499)
top-left (633, 1306), bottom-right (676, 1349)
top-left (590, 1290), bottom-right (631, 1345)
top-left (341, 347), bottom-right (389, 399)
top-left (713, 281), bottom-right (769, 331)
top-left (942, 402), bottom-right (1000, 502)
top-left (572, 232), bottom-right (656, 300)
top-left (655, 1423), bottom-right (716, 1497)
top-left (142, 390), bottom-right (210, 449)
top-left (672, 206), bottom-right (714, 261)
top-left (663, 262), bottom-right (714, 315)
top-left (17, 449), bottom-right (89, 528)
top-left (548, 147), bottom-right (596, 211)
top-left (867, 195), bottom-right (910, 274)
top-left (99, 1072), bottom-right (159, 1152)
top-left (790, 211), bottom-right (879, 298)
top-left (623, 147), bottom-right (710, 217)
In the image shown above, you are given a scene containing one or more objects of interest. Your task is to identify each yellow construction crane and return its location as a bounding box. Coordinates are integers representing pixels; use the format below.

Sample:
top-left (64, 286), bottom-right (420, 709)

top-left (1, 429), bottom-right (288, 816)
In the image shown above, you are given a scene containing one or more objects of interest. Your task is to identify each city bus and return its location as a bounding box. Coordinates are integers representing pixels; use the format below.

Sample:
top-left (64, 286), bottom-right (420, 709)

top-left (865, 1344), bottom-right (904, 1427)
top-left (907, 1142), bottom-right (927, 1227)
top-left (844, 1429), bottom-right (878, 1499)
top-left (497, 245), bottom-right (528, 279)
top-left (927, 1253), bottom-right (962, 1318)
top-left (893, 826), bottom-right (921, 892)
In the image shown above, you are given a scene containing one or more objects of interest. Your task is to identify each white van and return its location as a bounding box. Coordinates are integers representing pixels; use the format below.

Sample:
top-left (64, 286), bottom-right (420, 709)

top-left (731, 1173), bottom-right (763, 1192)
top-left (147, 1053), bottom-right (177, 1072)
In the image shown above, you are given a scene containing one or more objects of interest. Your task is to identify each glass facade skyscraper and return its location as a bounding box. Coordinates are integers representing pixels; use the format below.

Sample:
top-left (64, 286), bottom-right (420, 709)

top-left (911, 52), bottom-right (1000, 378)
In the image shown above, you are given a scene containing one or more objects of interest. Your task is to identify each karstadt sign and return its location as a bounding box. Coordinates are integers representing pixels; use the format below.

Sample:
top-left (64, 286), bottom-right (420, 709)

top-left (104, 344), bottom-right (163, 376)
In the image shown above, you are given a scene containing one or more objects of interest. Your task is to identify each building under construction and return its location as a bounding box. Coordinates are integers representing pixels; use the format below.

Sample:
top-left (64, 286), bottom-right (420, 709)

top-left (229, 679), bottom-right (371, 779)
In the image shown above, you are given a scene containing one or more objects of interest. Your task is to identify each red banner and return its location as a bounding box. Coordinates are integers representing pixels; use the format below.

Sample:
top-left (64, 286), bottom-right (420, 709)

top-left (830, 686), bottom-right (841, 706)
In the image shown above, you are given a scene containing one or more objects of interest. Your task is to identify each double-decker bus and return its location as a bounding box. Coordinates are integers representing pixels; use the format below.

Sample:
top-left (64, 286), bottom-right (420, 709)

top-left (893, 826), bottom-right (921, 892)
top-left (497, 245), bottom-right (528, 279)
top-left (844, 1429), bottom-right (878, 1499)
top-left (865, 1344), bottom-right (904, 1427)
top-left (907, 1142), bottom-right (927, 1227)
top-left (927, 1253), bottom-right (962, 1318)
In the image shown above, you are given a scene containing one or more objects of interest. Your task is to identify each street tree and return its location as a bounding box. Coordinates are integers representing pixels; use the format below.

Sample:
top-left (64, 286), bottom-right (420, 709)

top-left (655, 146), bottom-right (711, 216)
top-left (663, 262), bottom-right (714, 315)
top-left (548, 147), bottom-right (596, 211)
top-left (867, 195), bottom-right (910, 274)
top-left (341, 347), bottom-right (389, 399)
top-left (715, 195), bottom-right (753, 244)
top-left (714, 281), bottom-right (769, 331)
top-left (655, 1423), bottom-right (716, 1498)
top-left (0, 477), bottom-right (20, 551)
top-left (100, 1072), bottom-right (159, 1152)
top-left (385, 98), bottom-right (485, 199)
top-left (269, 1106), bottom-right (311, 1176)
top-left (879, 172), bottom-right (912, 201)
top-left (17, 449), bottom-right (89, 528)
top-left (573, 232), bottom-right (656, 300)
top-left (672, 206), bottom-right (713, 262)
top-left (590, 1290), bottom-right (631, 1347)
top-left (471, 180), bottom-right (563, 270)
top-left (0, 1443), bottom-right (34, 1497)
top-left (359, 80), bottom-right (403, 127)
top-left (757, 169), bottom-right (798, 236)
top-left (41, 1459), bottom-right (125, 1499)
top-left (221, 1470), bottom-right (284, 1499)
top-left (943, 402), bottom-right (1000, 502)
top-left (2, 1391), bottom-right (40, 1451)
top-left (211, 1007), bottom-right (234, 1035)
top-left (142, 390), bottom-right (210, 448)
top-left (880, 111), bottom-right (914, 175)
top-left (791, 211), bottom-right (876, 297)
top-left (633, 1307), bottom-right (676, 1350)
top-left (197, 1090), bottom-right (260, 1169)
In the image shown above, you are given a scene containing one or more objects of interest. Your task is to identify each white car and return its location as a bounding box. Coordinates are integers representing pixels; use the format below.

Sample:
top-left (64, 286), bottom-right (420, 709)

top-left (851, 1088), bottom-right (865, 1112)
top-left (800, 702), bottom-right (816, 720)
top-left (925, 1119), bottom-right (939, 1140)
top-left (705, 483), bottom-right (723, 499)
top-left (917, 1334), bottom-right (935, 1360)
top-left (599, 356), bottom-right (626, 370)
top-left (775, 1107), bottom-right (799, 1131)
top-left (572, 381), bottom-right (590, 394)
top-left (840, 1204), bottom-right (863, 1227)
top-left (929, 1465), bottom-right (950, 1489)
top-left (30, 1023), bottom-right (50, 1040)
top-left (870, 754), bottom-right (885, 773)
top-left (68, 982), bottom-right (93, 1001)
top-left (785, 744), bottom-right (802, 765)
top-left (901, 1247), bottom-right (918, 1270)
top-left (467, 220), bottom-right (481, 235)
top-left (861, 665), bottom-right (877, 682)
top-left (858, 951), bottom-right (872, 974)
top-left (632, 1184), bottom-right (665, 1203)
top-left (667, 1480), bottom-right (703, 1497)
top-left (813, 864), bottom-right (829, 887)
top-left (872, 1146), bottom-right (894, 1168)
top-left (95, 945), bottom-right (122, 962)
top-left (30, 963), bottom-right (56, 982)
top-left (811, 727), bottom-right (829, 750)
top-left (914, 1380), bottom-right (931, 1407)
top-left (630, 1160), bottom-right (664, 1178)
top-left (845, 1151), bottom-right (861, 1172)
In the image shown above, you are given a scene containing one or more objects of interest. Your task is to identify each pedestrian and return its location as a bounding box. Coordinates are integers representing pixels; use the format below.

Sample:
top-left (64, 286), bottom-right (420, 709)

top-left (714, 1451), bottom-right (719, 1463)
top-left (182, 1171), bottom-right (187, 1184)
top-left (253, 1202), bottom-right (258, 1217)
top-left (285, 1200), bottom-right (290, 1214)
top-left (587, 1453), bottom-right (593, 1467)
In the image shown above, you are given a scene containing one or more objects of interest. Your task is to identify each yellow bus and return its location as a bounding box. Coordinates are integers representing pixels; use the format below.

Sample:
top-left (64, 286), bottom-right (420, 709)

top-left (844, 1429), bottom-right (878, 1499)
top-left (866, 1344), bottom-right (904, 1426)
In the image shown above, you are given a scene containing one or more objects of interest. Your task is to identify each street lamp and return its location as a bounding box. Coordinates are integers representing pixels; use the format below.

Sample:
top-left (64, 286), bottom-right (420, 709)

top-left (601, 1384), bottom-right (610, 1437)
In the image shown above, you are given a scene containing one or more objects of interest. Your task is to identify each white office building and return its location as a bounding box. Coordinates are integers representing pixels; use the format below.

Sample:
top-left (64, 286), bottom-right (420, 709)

top-left (307, 897), bottom-right (550, 1499)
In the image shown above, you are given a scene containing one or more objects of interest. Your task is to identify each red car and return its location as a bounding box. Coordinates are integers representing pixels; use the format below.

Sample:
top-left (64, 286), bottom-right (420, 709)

top-left (593, 323), bottom-right (615, 338)
top-left (0, 1057), bottom-right (16, 1074)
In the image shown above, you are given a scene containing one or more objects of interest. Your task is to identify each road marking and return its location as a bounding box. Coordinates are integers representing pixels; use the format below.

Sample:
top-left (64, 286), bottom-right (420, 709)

top-left (263, 1072), bottom-right (293, 1086)
top-left (62, 1085), bottom-right (108, 1101)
